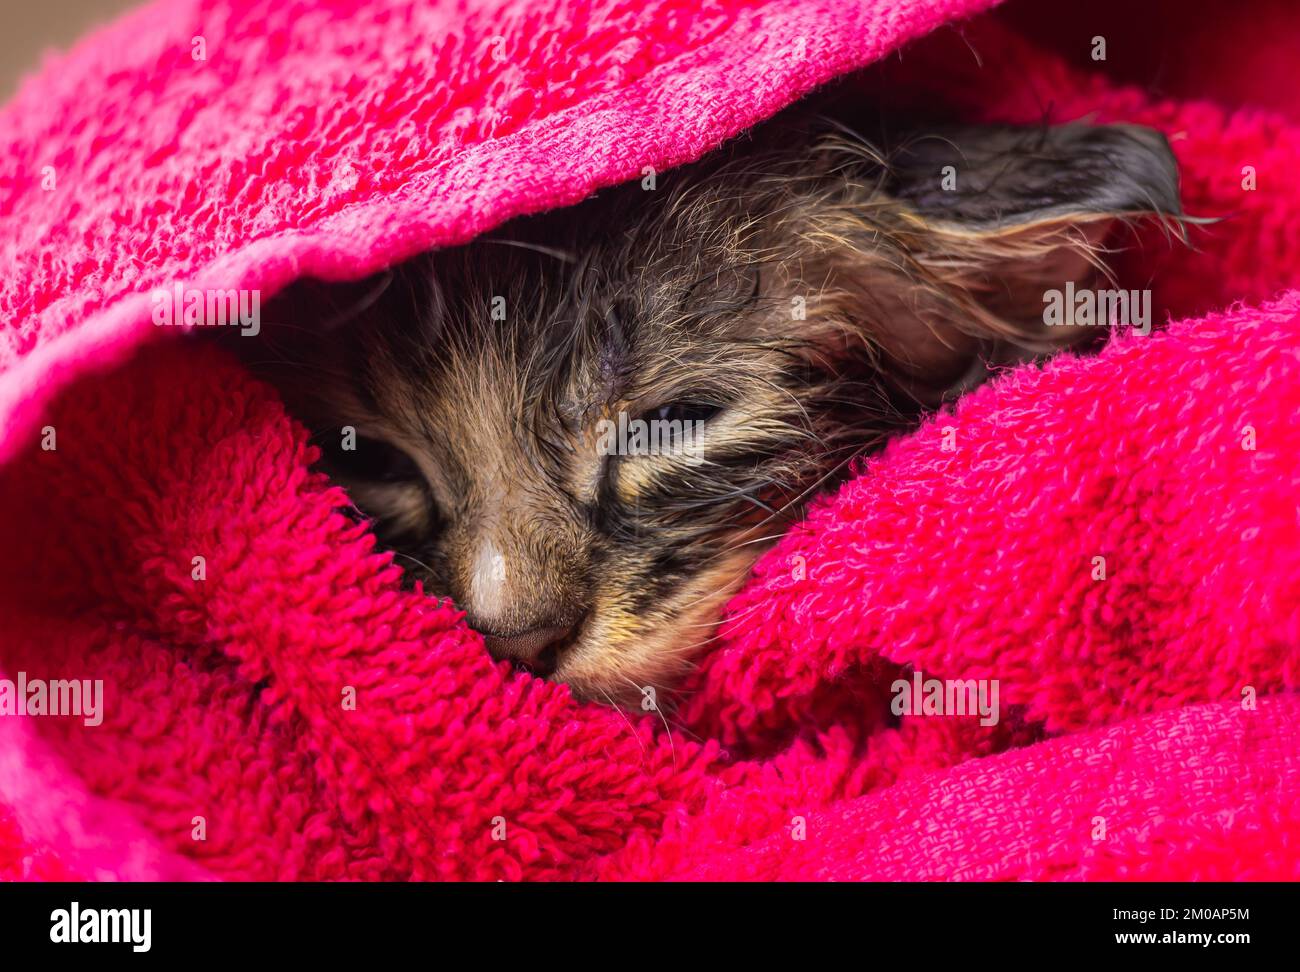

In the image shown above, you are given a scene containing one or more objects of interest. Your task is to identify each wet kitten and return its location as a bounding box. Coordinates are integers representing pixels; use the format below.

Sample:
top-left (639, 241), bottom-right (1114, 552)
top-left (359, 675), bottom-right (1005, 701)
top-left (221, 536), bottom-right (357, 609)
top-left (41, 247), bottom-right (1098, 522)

top-left (248, 111), bottom-right (1182, 704)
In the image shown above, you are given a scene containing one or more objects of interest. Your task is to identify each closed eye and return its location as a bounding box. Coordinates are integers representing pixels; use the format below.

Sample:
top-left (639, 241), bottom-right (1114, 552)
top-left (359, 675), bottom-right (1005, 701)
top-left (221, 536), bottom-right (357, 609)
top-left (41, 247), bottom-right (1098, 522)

top-left (316, 433), bottom-right (422, 483)
top-left (643, 401), bottom-right (723, 424)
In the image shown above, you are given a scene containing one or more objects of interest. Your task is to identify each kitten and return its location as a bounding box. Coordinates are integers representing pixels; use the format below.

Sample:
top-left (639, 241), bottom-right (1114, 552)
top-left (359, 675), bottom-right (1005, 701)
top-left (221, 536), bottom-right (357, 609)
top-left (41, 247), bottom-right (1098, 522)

top-left (246, 109), bottom-right (1182, 704)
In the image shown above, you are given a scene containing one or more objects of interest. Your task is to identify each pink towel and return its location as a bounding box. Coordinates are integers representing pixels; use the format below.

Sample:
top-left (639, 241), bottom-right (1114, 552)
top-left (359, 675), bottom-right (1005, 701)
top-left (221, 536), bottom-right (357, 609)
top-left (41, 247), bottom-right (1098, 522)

top-left (1, 0), bottom-right (1297, 880)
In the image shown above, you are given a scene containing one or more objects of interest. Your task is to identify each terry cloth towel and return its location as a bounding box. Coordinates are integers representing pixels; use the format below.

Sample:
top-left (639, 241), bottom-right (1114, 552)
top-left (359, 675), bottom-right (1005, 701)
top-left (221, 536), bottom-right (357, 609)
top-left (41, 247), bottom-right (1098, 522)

top-left (1, 0), bottom-right (1298, 880)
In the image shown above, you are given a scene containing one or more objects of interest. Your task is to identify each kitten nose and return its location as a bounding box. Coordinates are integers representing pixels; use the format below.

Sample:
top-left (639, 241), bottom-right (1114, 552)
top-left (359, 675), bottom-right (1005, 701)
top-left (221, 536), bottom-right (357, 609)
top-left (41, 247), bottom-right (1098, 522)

top-left (483, 622), bottom-right (579, 677)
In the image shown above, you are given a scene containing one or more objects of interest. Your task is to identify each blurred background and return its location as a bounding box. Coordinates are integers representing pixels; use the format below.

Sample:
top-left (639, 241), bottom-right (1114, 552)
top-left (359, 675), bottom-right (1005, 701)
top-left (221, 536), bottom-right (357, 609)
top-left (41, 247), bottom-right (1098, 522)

top-left (2, 0), bottom-right (138, 99)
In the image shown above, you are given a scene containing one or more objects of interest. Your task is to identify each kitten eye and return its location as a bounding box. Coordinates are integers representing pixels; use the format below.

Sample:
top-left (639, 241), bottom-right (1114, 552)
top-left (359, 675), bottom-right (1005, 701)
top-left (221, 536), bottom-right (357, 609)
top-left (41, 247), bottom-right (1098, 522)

top-left (649, 402), bottom-right (722, 424)
top-left (318, 434), bottom-right (422, 483)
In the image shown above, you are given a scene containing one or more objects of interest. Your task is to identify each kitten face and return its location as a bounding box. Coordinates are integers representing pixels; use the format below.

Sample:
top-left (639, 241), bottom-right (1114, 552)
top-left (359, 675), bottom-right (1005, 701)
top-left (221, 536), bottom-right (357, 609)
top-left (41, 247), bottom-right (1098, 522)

top-left (252, 117), bottom-right (1181, 703)
top-left (272, 210), bottom-right (898, 704)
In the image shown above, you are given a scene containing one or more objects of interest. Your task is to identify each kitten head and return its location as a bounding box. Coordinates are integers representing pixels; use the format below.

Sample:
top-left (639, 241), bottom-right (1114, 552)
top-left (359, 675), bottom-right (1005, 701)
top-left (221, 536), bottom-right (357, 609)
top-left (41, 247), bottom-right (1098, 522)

top-left (250, 120), bottom-right (1182, 703)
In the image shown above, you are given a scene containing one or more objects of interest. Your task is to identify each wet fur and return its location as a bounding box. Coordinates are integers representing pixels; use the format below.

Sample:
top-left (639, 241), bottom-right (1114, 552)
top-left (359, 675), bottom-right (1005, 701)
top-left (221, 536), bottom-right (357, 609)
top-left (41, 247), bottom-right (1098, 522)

top-left (246, 109), bottom-right (1184, 704)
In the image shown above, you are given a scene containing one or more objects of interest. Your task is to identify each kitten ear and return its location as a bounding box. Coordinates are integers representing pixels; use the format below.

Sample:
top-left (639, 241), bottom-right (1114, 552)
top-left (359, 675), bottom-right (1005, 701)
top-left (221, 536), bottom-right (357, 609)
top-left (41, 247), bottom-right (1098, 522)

top-left (887, 124), bottom-right (1181, 231)
top-left (887, 123), bottom-right (1182, 322)
top-left (799, 123), bottom-right (1183, 401)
